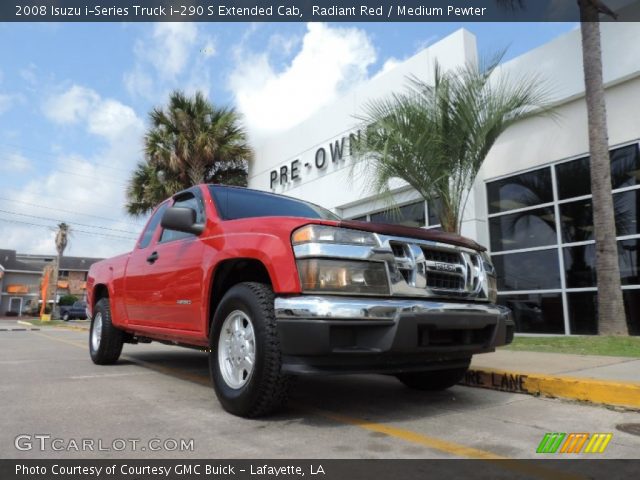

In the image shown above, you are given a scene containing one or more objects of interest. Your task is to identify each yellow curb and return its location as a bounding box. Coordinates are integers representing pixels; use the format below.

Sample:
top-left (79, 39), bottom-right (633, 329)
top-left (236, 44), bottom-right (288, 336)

top-left (462, 367), bottom-right (640, 410)
top-left (17, 320), bottom-right (34, 327)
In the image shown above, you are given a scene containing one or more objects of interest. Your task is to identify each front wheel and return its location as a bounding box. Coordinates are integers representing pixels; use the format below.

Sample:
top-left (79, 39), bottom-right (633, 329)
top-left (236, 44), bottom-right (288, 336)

top-left (209, 282), bottom-right (291, 417)
top-left (89, 298), bottom-right (124, 365)
top-left (396, 359), bottom-right (471, 391)
top-left (62, 312), bottom-right (70, 321)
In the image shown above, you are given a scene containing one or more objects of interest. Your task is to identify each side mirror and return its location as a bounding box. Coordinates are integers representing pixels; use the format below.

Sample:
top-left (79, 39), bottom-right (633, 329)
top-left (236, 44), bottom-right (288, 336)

top-left (160, 207), bottom-right (205, 235)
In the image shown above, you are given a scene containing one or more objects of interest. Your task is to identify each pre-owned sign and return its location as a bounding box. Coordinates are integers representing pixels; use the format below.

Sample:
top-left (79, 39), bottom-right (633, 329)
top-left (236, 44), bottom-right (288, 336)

top-left (269, 130), bottom-right (361, 189)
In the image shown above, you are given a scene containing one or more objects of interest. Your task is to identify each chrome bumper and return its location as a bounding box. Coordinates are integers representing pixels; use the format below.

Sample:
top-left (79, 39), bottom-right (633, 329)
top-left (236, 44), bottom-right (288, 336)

top-left (273, 296), bottom-right (514, 375)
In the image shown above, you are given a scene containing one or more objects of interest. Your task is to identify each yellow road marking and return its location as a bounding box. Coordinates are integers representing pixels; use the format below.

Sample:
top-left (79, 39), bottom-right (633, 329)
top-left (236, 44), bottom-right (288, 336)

top-left (32, 330), bottom-right (586, 478)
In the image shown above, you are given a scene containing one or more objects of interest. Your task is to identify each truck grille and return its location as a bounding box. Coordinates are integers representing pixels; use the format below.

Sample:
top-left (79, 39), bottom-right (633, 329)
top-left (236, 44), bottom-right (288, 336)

top-left (390, 241), bottom-right (480, 297)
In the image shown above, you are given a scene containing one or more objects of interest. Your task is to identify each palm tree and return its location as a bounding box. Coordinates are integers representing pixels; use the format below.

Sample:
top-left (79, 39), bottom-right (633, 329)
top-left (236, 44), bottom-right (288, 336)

top-left (52, 222), bottom-right (70, 318)
top-left (353, 55), bottom-right (552, 233)
top-left (126, 90), bottom-right (254, 216)
top-left (497, 2), bottom-right (628, 333)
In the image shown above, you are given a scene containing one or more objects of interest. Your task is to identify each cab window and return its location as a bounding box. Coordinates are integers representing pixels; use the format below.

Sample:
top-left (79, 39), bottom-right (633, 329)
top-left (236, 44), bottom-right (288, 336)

top-left (138, 203), bottom-right (168, 249)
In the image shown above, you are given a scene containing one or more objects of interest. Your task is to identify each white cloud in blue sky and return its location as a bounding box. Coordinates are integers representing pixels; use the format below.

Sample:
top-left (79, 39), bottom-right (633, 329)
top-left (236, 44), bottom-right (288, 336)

top-left (0, 21), bottom-right (575, 257)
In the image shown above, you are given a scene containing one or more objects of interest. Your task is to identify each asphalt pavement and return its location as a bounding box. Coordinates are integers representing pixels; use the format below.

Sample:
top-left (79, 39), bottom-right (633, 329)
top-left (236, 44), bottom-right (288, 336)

top-left (1, 322), bottom-right (639, 462)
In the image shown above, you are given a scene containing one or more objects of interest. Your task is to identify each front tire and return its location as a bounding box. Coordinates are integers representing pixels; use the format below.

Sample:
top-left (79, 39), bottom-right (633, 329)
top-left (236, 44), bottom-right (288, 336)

top-left (396, 359), bottom-right (471, 391)
top-left (62, 312), bottom-right (70, 321)
top-left (209, 282), bottom-right (291, 417)
top-left (89, 298), bottom-right (123, 365)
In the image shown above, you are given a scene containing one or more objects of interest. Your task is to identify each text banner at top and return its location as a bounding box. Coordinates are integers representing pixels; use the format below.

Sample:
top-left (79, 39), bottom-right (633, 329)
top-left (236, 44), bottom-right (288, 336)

top-left (5, 0), bottom-right (640, 22)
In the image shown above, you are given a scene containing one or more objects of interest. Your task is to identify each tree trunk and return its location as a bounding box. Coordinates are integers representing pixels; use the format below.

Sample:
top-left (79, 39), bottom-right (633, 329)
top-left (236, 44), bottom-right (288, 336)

top-left (578, 1), bottom-right (628, 335)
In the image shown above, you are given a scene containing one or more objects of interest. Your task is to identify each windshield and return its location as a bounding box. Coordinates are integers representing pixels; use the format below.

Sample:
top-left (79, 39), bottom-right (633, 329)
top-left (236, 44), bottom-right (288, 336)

top-left (209, 185), bottom-right (340, 221)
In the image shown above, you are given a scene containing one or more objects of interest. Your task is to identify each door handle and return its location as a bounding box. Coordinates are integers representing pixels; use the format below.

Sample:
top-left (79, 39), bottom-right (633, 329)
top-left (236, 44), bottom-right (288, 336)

top-left (146, 251), bottom-right (159, 264)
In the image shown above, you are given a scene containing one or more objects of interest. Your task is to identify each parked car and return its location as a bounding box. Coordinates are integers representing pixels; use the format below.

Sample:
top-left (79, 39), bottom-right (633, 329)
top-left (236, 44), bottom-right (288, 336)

top-left (60, 301), bottom-right (88, 321)
top-left (87, 185), bottom-right (513, 417)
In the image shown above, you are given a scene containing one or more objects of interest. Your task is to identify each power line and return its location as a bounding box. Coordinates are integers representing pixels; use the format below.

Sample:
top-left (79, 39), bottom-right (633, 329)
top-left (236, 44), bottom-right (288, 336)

top-left (0, 217), bottom-right (138, 241)
top-left (0, 209), bottom-right (141, 236)
top-left (0, 196), bottom-right (147, 227)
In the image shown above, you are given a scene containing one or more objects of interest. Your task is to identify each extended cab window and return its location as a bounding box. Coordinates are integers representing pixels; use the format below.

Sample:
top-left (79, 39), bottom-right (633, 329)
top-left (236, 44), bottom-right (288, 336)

top-left (138, 203), bottom-right (168, 249)
top-left (160, 193), bottom-right (205, 243)
top-left (209, 186), bottom-right (339, 220)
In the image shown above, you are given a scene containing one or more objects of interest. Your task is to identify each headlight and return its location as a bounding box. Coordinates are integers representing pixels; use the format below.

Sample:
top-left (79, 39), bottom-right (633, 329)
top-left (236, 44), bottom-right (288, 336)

top-left (292, 225), bottom-right (378, 246)
top-left (297, 259), bottom-right (389, 295)
top-left (480, 251), bottom-right (498, 303)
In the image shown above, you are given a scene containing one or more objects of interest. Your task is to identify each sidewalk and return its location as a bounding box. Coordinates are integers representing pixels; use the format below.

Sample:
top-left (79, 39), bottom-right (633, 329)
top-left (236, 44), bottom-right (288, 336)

top-left (465, 349), bottom-right (640, 410)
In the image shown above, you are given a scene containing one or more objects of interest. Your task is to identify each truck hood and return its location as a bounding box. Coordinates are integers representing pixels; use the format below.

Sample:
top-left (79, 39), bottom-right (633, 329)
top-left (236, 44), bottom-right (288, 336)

top-left (337, 219), bottom-right (486, 252)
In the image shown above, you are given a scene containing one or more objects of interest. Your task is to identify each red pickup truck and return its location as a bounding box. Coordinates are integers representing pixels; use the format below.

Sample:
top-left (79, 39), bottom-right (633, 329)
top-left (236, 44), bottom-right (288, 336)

top-left (87, 184), bottom-right (513, 417)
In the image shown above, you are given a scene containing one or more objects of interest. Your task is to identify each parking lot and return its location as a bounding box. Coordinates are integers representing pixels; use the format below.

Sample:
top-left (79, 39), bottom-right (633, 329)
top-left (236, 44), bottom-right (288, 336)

top-left (1, 321), bottom-right (639, 461)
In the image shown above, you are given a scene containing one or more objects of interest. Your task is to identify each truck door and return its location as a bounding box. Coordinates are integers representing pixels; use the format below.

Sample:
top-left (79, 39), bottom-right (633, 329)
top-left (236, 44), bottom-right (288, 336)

top-left (124, 191), bottom-right (206, 332)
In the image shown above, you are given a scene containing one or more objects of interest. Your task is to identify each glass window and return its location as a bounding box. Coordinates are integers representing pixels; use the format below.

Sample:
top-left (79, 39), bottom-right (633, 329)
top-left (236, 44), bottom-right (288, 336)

top-left (611, 144), bottom-right (640, 190)
top-left (619, 239), bottom-right (640, 285)
top-left (427, 197), bottom-right (443, 226)
top-left (492, 250), bottom-right (560, 291)
top-left (498, 293), bottom-right (565, 334)
top-left (623, 290), bottom-right (640, 336)
top-left (556, 156), bottom-right (590, 200)
top-left (160, 193), bottom-right (205, 243)
top-left (370, 201), bottom-right (425, 227)
top-left (351, 215), bottom-right (367, 222)
top-left (563, 244), bottom-right (597, 288)
top-left (487, 168), bottom-right (552, 214)
top-left (560, 199), bottom-right (594, 244)
top-left (210, 186), bottom-right (339, 221)
top-left (567, 291), bottom-right (598, 335)
top-left (613, 189), bottom-right (640, 236)
top-left (138, 202), bottom-right (168, 249)
top-left (489, 207), bottom-right (556, 252)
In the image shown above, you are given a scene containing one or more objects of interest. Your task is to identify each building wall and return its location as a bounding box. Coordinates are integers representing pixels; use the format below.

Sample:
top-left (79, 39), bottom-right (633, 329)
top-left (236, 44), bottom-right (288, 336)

top-left (0, 271), bottom-right (41, 315)
top-left (248, 24), bottom-right (640, 334)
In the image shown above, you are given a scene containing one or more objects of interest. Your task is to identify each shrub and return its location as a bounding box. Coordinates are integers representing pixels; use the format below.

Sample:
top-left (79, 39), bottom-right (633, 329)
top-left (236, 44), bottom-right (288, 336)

top-left (58, 295), bottom-right (78, 306)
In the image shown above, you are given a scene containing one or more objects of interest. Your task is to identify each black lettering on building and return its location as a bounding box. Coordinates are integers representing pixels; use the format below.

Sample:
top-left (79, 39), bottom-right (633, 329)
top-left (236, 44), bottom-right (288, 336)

top-left (270, 170), bottom-right (278, 189)
top-left (280, 165), bottom-right (288, 185)
top-left (330, 138), bottom-right (345, 162)
top-left (291, 159), bottom-right (301, 180)
top-left (315, 147), bottom-right (327, 169)
top-left (349, 130), bottom-right (361, 156)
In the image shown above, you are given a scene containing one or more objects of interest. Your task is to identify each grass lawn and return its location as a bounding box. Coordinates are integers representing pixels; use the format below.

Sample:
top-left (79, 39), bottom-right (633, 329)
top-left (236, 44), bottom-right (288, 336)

top-left (502, 335), bottom-right (640, 358)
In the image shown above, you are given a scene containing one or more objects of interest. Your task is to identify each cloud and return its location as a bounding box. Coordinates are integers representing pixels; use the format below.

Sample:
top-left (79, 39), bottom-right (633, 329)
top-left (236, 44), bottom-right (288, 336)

top-left (124, 22), bottom-right (215, 99)
top-left (43, 85), bottom-right (100, 124)
top-left (0, 85), bottom-right (147, 257)
top-left (0, 94), bottom-right (14, 115)
top-left (228, 23), bottom-right (376, 140)
top-left (0, 152), bottom-right (32, 172)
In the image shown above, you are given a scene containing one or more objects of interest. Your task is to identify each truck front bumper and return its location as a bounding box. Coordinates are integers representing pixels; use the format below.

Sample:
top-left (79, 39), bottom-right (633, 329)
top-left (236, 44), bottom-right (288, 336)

top-left (274, 296), bottom-right (514, 375)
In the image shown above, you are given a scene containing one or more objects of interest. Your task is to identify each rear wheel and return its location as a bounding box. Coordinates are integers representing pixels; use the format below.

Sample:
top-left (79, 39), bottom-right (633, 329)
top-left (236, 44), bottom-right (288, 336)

top-left (89, 298), bottom-right (124, 365)
top-left (209, 282), bottom-right (291, 417)
top-left (396, 359), bottom-right (471, 391)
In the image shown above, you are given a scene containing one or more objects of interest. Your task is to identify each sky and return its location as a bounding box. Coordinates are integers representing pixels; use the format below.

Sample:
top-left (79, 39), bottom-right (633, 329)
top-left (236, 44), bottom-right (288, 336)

top-left (0, 21), bottom-right (576, 258)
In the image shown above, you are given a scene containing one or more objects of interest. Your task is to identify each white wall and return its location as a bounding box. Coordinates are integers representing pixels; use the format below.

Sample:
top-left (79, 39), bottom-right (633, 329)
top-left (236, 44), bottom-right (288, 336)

top-left (248, 23), bottom-right (640, 247)
top-left (248, 29), bottom-right (477, 210)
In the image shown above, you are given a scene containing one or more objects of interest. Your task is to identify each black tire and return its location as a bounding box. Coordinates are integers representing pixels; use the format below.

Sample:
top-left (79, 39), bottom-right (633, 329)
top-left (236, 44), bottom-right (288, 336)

top-left (396, 359), bottom-right (471, 391)
top-left (89, 297), bottom-right (124, 365)
top-left (209, 282), bottom-right (291, 418)
top-left (62, 312), bottom-right (70, 321)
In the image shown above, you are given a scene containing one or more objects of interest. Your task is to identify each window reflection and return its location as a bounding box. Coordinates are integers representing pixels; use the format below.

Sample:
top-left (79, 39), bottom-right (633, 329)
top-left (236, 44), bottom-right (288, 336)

top-left (611, 144), bottom-right (640, 190)
top-left (489, 207), bottom-right (556, 252)
top-left (567, 292), bottom-right (598, 335)
top-left (492, 250), bottom-right (560, 291)
top-left (487, 168), bottom-right (552, 214)
top-left (556, 156), bottom-right (590, 200)
top-left (498, 293), bottom-right (565, 334)
top-left (563, 244), bottom-right (597, 288)
top-left (369, 201), bottom-right (425, 227)
top-left (619, 239), bottom-right (640, 285)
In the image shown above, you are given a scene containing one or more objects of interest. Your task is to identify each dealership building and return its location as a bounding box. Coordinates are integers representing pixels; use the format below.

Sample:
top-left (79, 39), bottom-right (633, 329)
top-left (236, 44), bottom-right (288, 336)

top-left (248, 24), bottom-right (640, 335)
